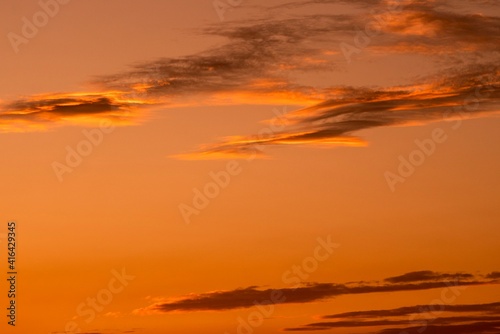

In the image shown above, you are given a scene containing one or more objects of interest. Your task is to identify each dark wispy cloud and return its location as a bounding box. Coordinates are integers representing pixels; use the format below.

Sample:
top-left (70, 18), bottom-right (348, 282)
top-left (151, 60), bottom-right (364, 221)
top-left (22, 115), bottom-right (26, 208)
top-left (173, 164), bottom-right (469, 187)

top-left (92, 14), bottom-right (352, 105)
top-left (0, 92), bottom-right (154, 132)
top-left (377, 321), bottom-right (500, 334)
top-left (322, 301), bottom-right (500, 319)
top-left (133, 271), bottom-right (498, 314)
top-left (487, 272), bottom-right (500, 279)
top-left (285, 301), bottom-right (500, 332)
top-left (181, 65), bottom-right (499, 159)
top-left (166, 0), bottom-right (500, 159)
top-left (1, 0), bottom-right (499, 154)
top-left (96, 0), bottom-right (500, 102)
top-left (288, 319), bottom-right (500, 333)
top-left (384, 270), bottom-right (475, 283)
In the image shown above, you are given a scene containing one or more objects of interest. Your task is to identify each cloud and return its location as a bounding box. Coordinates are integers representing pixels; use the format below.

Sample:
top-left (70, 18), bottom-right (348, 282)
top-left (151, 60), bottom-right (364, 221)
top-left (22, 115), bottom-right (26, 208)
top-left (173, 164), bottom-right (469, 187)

top-left (91, 13), bottom-right (354, 107)
top-left (321, 301), bottom-right (500, 319)
top-left (181, 65), bottom-right (500, 159)
top-left (99, 0), bottom-right (500, 104)
top-left (0, 92), bottom-right (154, 132)
top-left (487, 272), bottom-right (500, 279)
top-left (367, 1), bottom-right (500, 54)
top-left (270, 0), bottom-right (500, 55)
top-left (133, 271), bottom-right (498, 314)
top-left (377, 321), bottom-right (500, 334)
top-left (287, 320), bottom-right (500, 333)
top-left (285, 301), bottom-right (500, 331)
top-left (1, 0), bottom-right (499, 152)
top-left (384, 270), bottom-right (474, 283)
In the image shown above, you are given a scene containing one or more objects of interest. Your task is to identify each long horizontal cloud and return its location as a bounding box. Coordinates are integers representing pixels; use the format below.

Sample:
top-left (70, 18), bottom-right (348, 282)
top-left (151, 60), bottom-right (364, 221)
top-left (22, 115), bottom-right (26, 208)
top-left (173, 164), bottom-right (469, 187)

top-left (285, 301), bottom-right (500, 332)
top-left (322, 301), bottom-right (500, 319)
top-left (288, 318), bottom-right (500, 333)
top-left (0, 92), bottom-right (154, 132)
top-left (377, 321), bottom-right (500, 334)
top-left (384, 270), bottom-right (475, 283)
top-left (133, 271), bottom-right (499, 314)
top-left (487, 272), bottom-right (500, 279)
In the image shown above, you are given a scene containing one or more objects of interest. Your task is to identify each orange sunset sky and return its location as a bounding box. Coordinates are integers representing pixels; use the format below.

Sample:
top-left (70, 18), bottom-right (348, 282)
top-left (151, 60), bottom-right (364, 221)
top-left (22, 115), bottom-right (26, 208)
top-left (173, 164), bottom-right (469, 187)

top-left (0, 0), bottom-right (499, 333)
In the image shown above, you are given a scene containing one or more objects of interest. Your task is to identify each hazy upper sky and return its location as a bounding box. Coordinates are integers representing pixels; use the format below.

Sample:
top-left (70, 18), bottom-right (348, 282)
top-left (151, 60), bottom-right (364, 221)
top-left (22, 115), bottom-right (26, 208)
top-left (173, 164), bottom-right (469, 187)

top-left (0, 1), bottom-right (499, 334)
